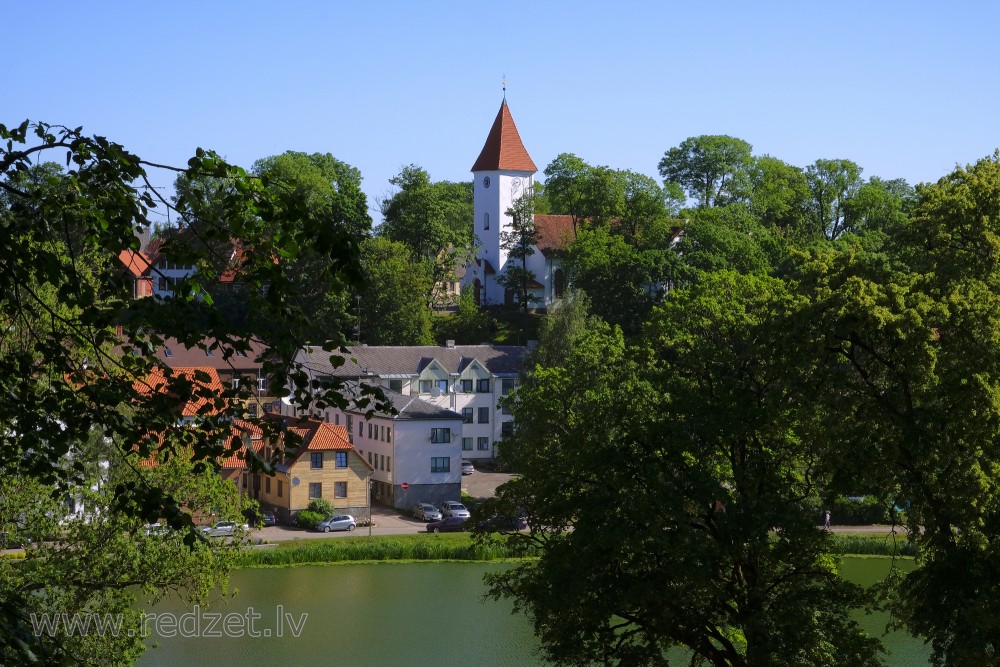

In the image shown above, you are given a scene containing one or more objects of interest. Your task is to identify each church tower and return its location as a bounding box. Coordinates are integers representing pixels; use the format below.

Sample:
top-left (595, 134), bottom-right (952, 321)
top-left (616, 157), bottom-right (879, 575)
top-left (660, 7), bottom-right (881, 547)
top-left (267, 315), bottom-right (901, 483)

top-left (469, 99), bottom-right (537, 305)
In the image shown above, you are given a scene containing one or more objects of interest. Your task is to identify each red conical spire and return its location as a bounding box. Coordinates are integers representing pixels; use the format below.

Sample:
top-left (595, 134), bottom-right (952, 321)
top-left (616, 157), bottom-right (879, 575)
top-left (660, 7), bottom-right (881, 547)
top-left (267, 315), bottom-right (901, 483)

top-left (471, 100), bottom-right (537, 172)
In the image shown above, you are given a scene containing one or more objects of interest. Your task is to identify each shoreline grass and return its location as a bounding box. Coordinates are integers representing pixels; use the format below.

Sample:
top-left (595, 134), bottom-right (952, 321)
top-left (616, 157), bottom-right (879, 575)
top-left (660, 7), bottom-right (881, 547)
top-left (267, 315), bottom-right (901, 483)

top-left (234, 531), bottom-right (915, 569)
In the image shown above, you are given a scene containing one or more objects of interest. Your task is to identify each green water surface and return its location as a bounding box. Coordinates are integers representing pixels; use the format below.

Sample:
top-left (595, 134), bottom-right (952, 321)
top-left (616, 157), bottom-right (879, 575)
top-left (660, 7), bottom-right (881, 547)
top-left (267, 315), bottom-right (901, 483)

top-left (138, 558), bottom-right (930, 667)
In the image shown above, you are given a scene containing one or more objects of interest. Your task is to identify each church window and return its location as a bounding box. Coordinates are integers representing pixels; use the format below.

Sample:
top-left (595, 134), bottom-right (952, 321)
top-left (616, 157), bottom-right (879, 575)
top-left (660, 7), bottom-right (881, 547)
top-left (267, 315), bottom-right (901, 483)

top-left (484, 213), bottom-right (489, 230)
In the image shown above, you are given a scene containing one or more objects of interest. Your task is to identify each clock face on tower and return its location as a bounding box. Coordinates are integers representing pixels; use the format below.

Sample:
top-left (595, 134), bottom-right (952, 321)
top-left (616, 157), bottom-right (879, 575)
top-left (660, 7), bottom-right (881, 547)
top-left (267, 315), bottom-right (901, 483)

top-left (482, 176), bottom-right (491, 188)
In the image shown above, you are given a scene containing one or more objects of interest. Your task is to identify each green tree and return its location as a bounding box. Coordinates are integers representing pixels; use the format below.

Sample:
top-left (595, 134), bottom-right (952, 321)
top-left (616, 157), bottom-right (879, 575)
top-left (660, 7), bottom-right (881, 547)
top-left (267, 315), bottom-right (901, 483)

top-left (433, 285), bottom-right (494, 345)
top-left (746, 156), bottom-right (812, 238)
top-left (0, 121), bottom-right (377, 663)
top-left (566, 226), bottom-right (675, 336)
top-left (377, 165), bottom-right (474, 307)
top-left (784, 153), bottom-right (1000, 665)
top-left (358, 237), bottom-right (434, 345)
top-left (658, 135), bottom-right (753, 208)
top-left (485, 275), bottom-right (881, 665)
top-left (804, 158), bottom-right (864, 240)
top-left (497, 193), bottom-right (540, 316)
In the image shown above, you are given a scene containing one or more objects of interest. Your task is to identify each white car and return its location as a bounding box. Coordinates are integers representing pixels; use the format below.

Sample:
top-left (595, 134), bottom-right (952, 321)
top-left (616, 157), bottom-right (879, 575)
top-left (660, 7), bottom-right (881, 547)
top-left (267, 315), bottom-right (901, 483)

top-left (200, 520), bottom-right (248, 537)
top-left (438, 501), bottom-right (471, 519)
top-left (461, 460), bottom-right (475, 475)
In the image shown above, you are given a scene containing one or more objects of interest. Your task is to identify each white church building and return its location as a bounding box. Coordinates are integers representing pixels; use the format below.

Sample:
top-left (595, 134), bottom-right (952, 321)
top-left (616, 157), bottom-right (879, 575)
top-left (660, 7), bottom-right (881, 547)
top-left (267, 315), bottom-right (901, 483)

top-left (464, 99), bottom-right (574, 311)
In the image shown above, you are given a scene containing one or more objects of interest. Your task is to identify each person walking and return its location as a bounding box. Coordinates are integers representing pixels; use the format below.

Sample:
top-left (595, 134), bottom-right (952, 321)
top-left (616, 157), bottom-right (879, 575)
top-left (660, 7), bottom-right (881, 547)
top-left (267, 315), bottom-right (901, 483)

top-left (823, 510), bottom-right (831, 529)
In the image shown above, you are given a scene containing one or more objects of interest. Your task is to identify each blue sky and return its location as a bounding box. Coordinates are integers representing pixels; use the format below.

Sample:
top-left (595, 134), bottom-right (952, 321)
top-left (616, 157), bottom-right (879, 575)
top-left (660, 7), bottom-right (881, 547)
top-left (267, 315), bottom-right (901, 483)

top-left (6, 2), bottom-right (999, 224)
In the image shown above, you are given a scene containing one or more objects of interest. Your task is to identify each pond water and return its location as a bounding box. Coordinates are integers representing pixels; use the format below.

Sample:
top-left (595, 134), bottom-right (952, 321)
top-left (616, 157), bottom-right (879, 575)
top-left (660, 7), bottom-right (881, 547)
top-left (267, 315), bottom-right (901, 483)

top-left (138, 558), bottom-right (930, 667)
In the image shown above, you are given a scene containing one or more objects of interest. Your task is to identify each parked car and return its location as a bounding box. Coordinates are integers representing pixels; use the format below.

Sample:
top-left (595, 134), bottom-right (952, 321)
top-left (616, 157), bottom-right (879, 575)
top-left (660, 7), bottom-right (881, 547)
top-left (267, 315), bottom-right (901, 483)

top-left (143, 522), bottom-right (171, 537)
top-left (438, 501), bottom-right (471, 519)
top-left (476, 515), bottom-right (528, 532)
top-left (426, 516), bottom-right (468, 533)
top-left (461, 460), bottom-right (475, 475)
top-left (201, 520), bottom-right (248, 537)
top-left (260, 511), bottom-right (277, 527)
top-left (316, 514), bottom-right (356, 533)
top-left (413, 503), bottom-right (442, 522)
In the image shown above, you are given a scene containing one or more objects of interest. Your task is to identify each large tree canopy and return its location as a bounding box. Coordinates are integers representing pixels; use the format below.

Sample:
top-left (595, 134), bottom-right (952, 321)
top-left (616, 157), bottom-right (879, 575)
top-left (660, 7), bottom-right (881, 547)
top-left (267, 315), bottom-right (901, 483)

top-left (658, 135), bottom-right (753, 208)
top-left (0, 122), bottom-right (379, 664)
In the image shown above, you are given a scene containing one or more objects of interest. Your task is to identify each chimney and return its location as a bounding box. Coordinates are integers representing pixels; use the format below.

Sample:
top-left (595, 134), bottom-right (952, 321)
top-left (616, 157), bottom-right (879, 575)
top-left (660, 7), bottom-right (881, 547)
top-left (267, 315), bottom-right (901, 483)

top-left (445, 340), bottom-right (456, 348)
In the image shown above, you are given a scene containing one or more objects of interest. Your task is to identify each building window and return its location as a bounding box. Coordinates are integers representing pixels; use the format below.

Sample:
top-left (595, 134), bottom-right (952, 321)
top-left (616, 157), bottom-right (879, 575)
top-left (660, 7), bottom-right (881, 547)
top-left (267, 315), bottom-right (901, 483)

top-left (334, 413), bottom-right (340, 425)
top-left (309, 483), bottom-right (322, 499)
top-left (310, 452), bottom-right (323, 469)
top-left (461, 407), bottom-right (474, 424)
top-left (387, 427), bottom-right (392, 442)
top-left (347, 415), bottom-right (353, 432)
top-left (477, 378), bottom-right (490, 393)
top-left (232, 377), bottom-right (242, 390)
top-left (387, 456), bottom-right (391, 473)
top-left (419, 379), bottom-right (432, 393)
top-left (380, 454), bottom-right (385, 470)
top-left (336, 451), bottom-right (347, 468)
top-left (278, 480), bottom-right (283, 498)
top-left (431, 457), bottom-right (450, 473)
top-left (478, 407), bottom-right (489, 424)
top-left (258, 377), bottom-right (268, 393)
top-left (431, 428), bottom-right (451, 443)
top-left (484, 212), bottom-right (490, 230)
top-left (334, 481), bottom-right (347, 498)
top-left (554, 268), bottom-right (567, 299)
top-left (501, 379), bottom-right (517, 395)
top-left (438, 379), bottom-right (449, 393)
top-left (164, 348), bottom-right (173, 357)
top-left (265, 477), bottom-right (271, 493)
top-left (460, 379), bottom-right (473, 393)
top-left (389, 379), bottom-right (403, 393)
top-left (368, 423), bottom-right (373, 439)
top-left (358, 420), bottom-right (363, 436)
top-left (478, 437), bottom-right (490, 451)
top-left (462, 437), bottom-right (473, 451)
top-left (501, 421), bottom-right (514, 437)
top-left (247, 403), bottom-right (258, 417)
top-left (368, 452), bottom-right (372, 465)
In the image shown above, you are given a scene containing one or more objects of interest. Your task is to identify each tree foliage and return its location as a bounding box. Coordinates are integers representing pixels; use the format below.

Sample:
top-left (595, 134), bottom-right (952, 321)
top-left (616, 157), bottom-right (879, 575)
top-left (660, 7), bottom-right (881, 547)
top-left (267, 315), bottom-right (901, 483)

top-left (0, 121), bottom-right (381, 663)
top-left (358, 236), bottom-right (434, 345)
top-left (658, 135), bottom-right (753, 208)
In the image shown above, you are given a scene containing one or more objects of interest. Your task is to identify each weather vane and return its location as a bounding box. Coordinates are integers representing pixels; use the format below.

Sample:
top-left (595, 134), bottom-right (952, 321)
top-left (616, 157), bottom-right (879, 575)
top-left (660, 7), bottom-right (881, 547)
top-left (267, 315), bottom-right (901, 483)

top-left (502, 74), bottom-right (508, 100)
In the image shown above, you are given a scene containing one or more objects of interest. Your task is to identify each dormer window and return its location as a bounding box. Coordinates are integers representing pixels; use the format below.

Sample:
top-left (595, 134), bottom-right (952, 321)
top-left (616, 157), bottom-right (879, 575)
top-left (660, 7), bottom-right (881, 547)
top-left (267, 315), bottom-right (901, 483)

top-left (205, 349), bottom-right (214, 357)
top-left (164, 348), bottom-right (173, 358)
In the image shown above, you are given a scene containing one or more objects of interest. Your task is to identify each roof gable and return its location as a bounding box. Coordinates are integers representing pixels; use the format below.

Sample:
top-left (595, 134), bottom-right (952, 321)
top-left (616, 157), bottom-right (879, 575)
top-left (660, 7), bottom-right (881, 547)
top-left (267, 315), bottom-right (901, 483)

top-left (471, 101), bottom-right (537, 173)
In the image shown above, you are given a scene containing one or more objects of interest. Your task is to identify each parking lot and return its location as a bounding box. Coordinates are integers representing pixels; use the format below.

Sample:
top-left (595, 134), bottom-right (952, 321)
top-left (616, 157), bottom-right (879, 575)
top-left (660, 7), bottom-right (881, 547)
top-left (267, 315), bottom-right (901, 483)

top-left (252, 469), bottom-right (517, 542)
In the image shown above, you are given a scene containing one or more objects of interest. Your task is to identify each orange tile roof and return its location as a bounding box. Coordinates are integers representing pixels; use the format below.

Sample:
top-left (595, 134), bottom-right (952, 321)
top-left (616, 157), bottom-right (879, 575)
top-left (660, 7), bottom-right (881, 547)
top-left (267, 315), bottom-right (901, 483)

top-left (534, 214), bottom-right (576, 254)
top-left (134, 366), bottom-right (226, 416)
top-left (268, 416), bottom-right (373, 470)
top-left (220, 421), bottom-right (265, 469)
top-left (471, 100), bottom-right (537, 173)
top-left (119, 249), bottom-right (153, 278)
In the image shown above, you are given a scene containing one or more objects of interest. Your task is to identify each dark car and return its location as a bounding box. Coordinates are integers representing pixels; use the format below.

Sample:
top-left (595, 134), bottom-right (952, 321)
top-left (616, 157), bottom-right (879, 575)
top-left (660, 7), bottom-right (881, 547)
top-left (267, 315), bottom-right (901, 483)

top-left (426, 516), bottom-right (468, 533)
top-left (260, 511), bottom-right (277, 527)
top-left (476, 515), bottom-right (528, 532)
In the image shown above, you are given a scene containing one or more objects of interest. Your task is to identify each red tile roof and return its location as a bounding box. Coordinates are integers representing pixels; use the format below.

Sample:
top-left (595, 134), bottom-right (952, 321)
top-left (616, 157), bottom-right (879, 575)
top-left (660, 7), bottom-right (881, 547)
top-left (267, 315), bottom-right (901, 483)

top-left (134, 366), bottom-right (226, 416)
top-left (534, 214), bottom-right (576, 254)
top-left (220, 420), bottom-right (264, 469)
top-left (471, 101), bottom-right (537, 173)
top-left (119, 249), bottom-right (153, 278)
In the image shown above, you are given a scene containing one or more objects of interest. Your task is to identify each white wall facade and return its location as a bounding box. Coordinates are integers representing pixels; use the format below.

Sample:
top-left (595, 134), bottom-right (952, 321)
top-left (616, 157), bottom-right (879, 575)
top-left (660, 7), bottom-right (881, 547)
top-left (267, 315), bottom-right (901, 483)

top-left (471, 169), bottom-right (535, 305)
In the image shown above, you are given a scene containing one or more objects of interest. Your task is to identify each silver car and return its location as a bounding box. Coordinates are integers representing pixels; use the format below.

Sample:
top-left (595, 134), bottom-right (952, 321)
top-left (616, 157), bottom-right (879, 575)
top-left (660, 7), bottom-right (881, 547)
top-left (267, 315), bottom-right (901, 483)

top-left (316, 514), bottom-right (356, 532)
top-left (413, 503), bottom-right (442, 522)
top-left (438, 501), bottom-right (471, 519)
top-left (201, 520), bottom-right (248, 537)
